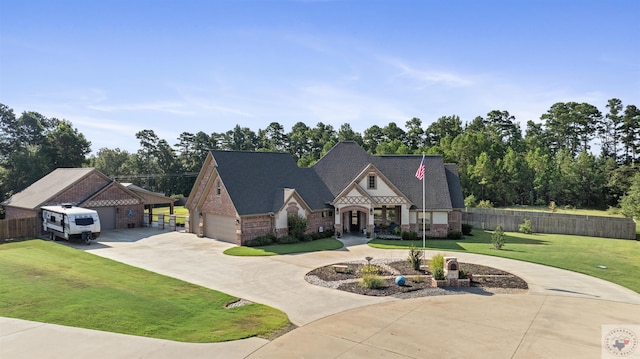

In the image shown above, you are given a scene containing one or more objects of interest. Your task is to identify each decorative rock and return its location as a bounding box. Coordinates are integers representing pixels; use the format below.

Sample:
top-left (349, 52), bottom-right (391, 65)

top-left (395, 275), bottom-right (406, 286)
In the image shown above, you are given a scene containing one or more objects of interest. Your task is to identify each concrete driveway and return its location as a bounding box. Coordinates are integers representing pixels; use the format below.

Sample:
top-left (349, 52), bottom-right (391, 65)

top-left (2, 228), bottom-right (639, 358)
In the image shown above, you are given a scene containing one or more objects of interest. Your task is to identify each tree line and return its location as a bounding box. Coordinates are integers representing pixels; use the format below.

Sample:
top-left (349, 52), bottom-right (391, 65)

top-left (1, 100), bottom-right (639, 217)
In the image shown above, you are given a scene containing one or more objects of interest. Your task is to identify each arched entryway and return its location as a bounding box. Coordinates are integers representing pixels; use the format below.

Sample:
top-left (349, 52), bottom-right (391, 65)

top-left (338, 205), bottom-right (370, 235)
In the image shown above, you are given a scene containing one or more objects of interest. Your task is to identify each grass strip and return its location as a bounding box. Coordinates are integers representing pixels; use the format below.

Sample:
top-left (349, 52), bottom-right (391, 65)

top-left (0, 240), bottom-right (290, 342)
top-left (369, 230), bottom-right (640, 294)
top-left (224, 238), bottom-right (343, 256)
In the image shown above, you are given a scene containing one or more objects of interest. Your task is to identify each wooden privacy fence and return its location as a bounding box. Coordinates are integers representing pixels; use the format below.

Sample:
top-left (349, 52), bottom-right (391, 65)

top-left (0, 216), bottom-right (40, 241)
top-left (462, 208), bottom-right (637, 240)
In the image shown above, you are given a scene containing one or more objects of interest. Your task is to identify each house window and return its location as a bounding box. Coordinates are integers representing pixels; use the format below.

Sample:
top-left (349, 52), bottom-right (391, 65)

top-left (368, 174), bottom-right (376, 189)
top-left (385, 206), bottom-right (398, 222)
top-left (216, 181), bottom-right (221, 195)
top-left (418, 211), bottom-right (432, 230)
top-left (321, 211), bottom-right (334, 218)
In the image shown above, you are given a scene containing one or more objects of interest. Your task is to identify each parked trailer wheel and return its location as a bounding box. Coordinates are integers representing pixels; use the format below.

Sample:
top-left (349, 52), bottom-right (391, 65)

top-left (82, 232), bottom-right (92, 245)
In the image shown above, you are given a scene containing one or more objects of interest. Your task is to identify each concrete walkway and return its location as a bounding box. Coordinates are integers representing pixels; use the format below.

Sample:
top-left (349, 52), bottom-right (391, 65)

top-left (2, 229), bottom-right (639, 358)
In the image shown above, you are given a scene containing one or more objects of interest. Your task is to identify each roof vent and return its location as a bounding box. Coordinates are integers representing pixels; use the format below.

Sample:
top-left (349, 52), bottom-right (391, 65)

top-left (62, 203), bottom-right (73, 208)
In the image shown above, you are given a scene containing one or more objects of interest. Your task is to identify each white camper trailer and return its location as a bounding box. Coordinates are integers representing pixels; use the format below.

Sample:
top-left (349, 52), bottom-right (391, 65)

top-left (42, 204), bottom-right (101, 244)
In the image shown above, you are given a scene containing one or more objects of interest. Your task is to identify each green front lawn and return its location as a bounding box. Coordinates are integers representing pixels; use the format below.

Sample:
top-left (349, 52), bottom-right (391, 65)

top-left (500, 205), bottom-right (626, 217)
top-left (0, 240), bottom-right (290, 342)
top-left (146, 205), bottom-right (189, 225)
top-left (369, 230), bottom-right (640, 294)
top-left (224, 238), bottom-right (343, 256)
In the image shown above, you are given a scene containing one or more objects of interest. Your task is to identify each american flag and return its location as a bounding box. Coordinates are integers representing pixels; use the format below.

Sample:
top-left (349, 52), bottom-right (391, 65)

top-left (415, 155), bottom-right (425, 181)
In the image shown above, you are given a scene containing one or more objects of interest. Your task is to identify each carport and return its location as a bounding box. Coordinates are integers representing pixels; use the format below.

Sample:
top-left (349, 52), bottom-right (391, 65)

top-left (121, 183), bottom-right (176, 225)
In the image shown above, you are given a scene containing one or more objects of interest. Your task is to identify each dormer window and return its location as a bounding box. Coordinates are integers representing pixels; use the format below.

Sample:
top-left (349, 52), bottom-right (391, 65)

top-left (368, 174), bottom-right (376, 189)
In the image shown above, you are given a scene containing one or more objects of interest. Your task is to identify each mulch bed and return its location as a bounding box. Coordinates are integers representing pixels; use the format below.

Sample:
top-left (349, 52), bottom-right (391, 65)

top-left (306, 260), bottom-right (528, 297)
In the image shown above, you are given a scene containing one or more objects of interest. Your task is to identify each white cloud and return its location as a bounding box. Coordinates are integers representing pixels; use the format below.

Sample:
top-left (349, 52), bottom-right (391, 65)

top-left (87, 101), bottom-right (194, 116)
top-left (384, 58), bottom-right (473, 88)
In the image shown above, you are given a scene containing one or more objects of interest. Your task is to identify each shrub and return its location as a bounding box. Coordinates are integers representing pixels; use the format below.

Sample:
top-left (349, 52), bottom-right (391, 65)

top-left (361, 264), bottom-right (381, 275)
top-left (360, 275), bottom-right (385, 289)
top-left (411, 274), bottom-right (424, 283)
top-left (519, 219), bottom-right (533, 234)
top-left (288, 214), bottom-right (308, 240)
top-left (464, 194), bottom-right (477, 208)
top-left (401, 231), bottom-right (418, 241)
top-left (300, 234), bottom-right (313, 242)
top-left (459, 269), bottom-right (468, 279)
top-left (244, 234), bottom-right (275, 247)
top-left (407, 244), bottom-right (424, 270)
top-left (321, 228), bottom-right (335, 238)
top-left (429, 253), bottom-right (445, 274)
top-left (276, 235), bottom-right (299, 245)
top-left (477, 200), bottom-right (493, 208)
top-left (607, 206), bottom-right (622, 216)
top-left (491, 225), bottom-right (505, 250)
top-left (462, 223), bottom-right (473, 235)
top-left (432, 267), bottom-right (445, 280)
top-left (447, 230), bottom-right (463, 239)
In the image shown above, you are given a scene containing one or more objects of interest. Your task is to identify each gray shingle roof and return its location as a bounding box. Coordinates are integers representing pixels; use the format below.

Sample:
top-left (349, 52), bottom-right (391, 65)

top-left (313, 142), bottom-right (460, 210)
top-left (444, 164), bottom-right (465, 209)
top-left (211, 150), bottom-right (333, 216)
top-left (210, 141), bottom-right (464, 215)
top-left (2, 168), bottom-right (99, 209)
top-left (372, 154), bottom-right (453, 210)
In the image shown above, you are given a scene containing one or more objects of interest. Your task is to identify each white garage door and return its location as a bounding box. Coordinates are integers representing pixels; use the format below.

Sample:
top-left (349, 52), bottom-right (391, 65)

top-left (94, 207), bottom-right (116, 230)
top-left (204, 214), bottom-right (237, 243)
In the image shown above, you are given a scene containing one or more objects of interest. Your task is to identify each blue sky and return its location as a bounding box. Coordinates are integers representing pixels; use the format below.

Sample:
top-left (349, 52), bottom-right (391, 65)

top-left (1, 0), bottom-right (639, 154)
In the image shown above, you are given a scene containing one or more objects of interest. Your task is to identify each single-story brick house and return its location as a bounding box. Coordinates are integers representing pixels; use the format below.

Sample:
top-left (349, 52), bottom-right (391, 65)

top-left (186, 141), bottom-right (464, 244)
top-left (2, 168), bottom-right (145, 230)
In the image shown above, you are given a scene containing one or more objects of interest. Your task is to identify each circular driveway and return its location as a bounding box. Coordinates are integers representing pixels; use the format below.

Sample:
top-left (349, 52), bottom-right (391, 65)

top-left (2, 229), bottom-right (639, 358)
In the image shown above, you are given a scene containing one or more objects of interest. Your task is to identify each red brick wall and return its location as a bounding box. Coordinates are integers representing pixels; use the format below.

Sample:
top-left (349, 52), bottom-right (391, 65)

top-left (429, 224), bottom-right (449, 238)
top-left (240, 215), bottom-right (273, 244)
top-left (49, 172), bottom-right (110, 205)
top-left (84, 184), bottom-right (144, 229)
top-left (275, 227), bottom-right (288, 238)
top-left (187, 157), bottom-right (215, 208)
top-left (4, 207), bottom-right (38, 220)
top-left (448, 210), bottom-right (462, 232)
top-left (201, 178), bottom-right (237, 217)
top-left (306, 211), bottom-right (334, 234)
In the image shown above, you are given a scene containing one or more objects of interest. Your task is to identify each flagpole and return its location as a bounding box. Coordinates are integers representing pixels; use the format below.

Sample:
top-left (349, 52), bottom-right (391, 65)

top-left (422, 154), bottom-right (426, 250)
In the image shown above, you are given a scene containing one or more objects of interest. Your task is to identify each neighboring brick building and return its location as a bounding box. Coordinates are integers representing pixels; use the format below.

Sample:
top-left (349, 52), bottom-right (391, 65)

top-left (186, 141), bottom-right (464, 245)
top-left (2, 168), bottom-right (145, 230)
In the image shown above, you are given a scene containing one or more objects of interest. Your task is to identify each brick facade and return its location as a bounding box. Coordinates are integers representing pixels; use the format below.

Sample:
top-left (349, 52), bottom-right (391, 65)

top-left (189, 158), bottom-right (215, 208)
top-left (306, 211), bottom-right (334, 234)
top-left (187, 148), bottom-right (464, 243)
top-left (448, 210), bottom-right (462, 233)
top-left (48, 172), bottom-right (109, 206)
top-left (4, 170), bottom-right (145, 231)
top-left (429, 224), bottom-right (449, 238)
top-left (239, 215), bottom-right (273, 244)
top-left (4, 207), bottom-right (37, 220)
top-left (80, 183), bottom-right (144, 230)
top-left (201, 177), bottom-right (237, 217)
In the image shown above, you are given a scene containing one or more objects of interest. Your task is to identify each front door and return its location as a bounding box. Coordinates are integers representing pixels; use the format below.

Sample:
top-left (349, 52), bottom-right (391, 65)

top-left (349, 211), bottom-right (361, 233)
